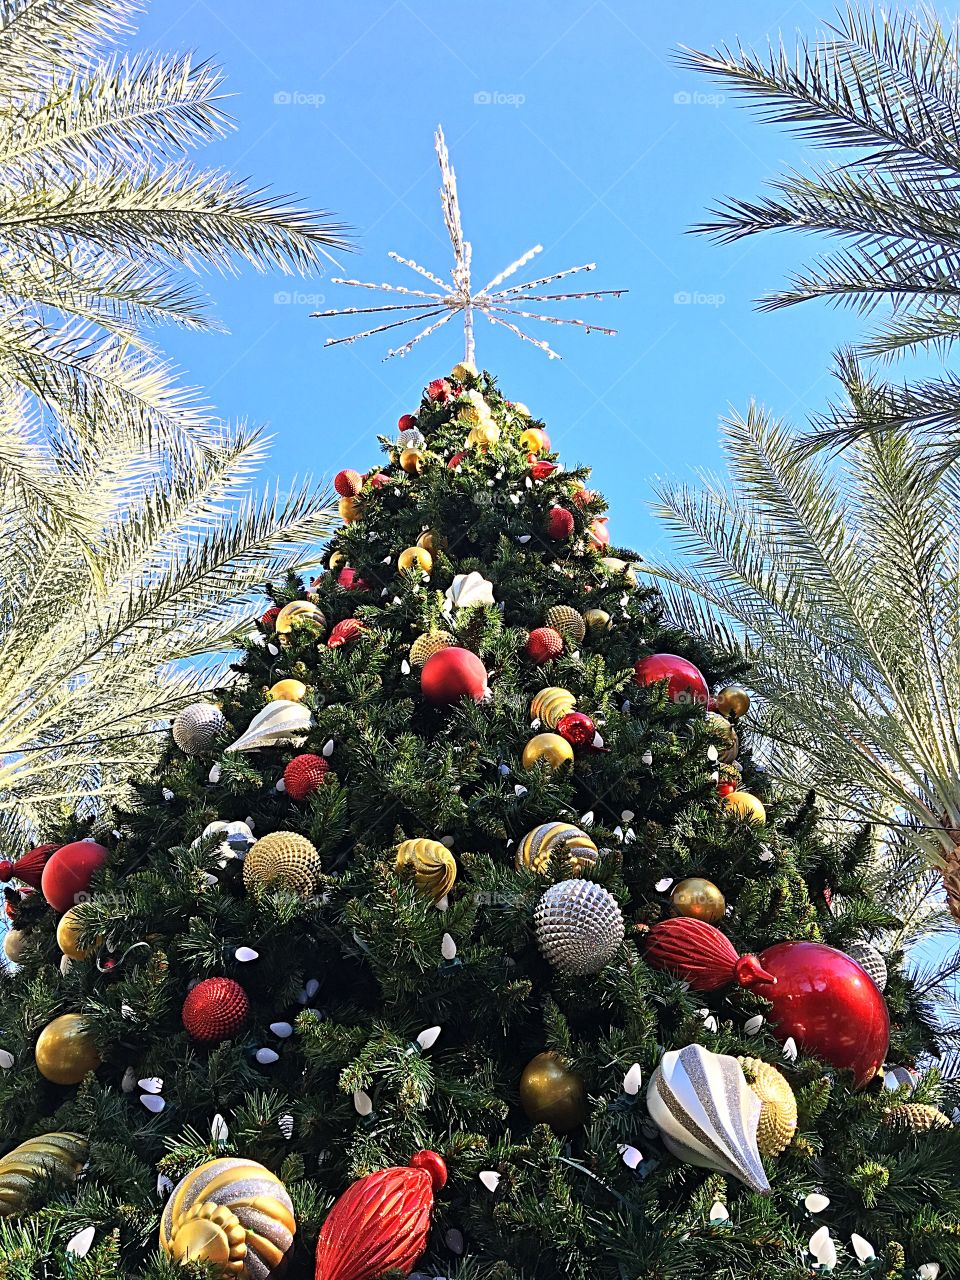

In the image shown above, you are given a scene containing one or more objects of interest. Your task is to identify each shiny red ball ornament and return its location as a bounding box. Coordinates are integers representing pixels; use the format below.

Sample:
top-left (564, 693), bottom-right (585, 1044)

top-left (716, 779), bottom-right (737, 798)
top-left (546, 506), bottom-right (575, 540)
top-left (334, 469), bottom-right (363, 497)
top-left (427, 378), bottom-right (453, 403)
top-left (284, 753), bottom-right (330, 801)
top-left (40, 840), bottom-right (109, 912)
top-left (447, 450), bottom-right (467, 470)
top-left (182, 977), bottom-right (249, 1044)
top-left (328, 618), bottom-right (366, 648)
top-left (314, 1150), bottom-right (447, 1280)
top-left (526, 626), bottom-right (564, 663)
top-left (753, 941), bottom-right (889, 1089)
top-left (556, 711), bottom-right (596, 747)
top-left (367, 471), bottom-right (390, 489)
top-left (420, 646), bottom-right (488, 706)
top-left (588, 517), bottom-right (610, 548)
top-left (0, 843), bottom-right (58, 890)
top-left (529, 459), bottom-right (557, 481)
top-left (633, 653), bottom-right (709, 707)
top-left (397, 413), bottom-right (418, 431)
top-left (337, 567), bottom-right (368, 592)
top-left (260, 605), bottom-right (281, 629)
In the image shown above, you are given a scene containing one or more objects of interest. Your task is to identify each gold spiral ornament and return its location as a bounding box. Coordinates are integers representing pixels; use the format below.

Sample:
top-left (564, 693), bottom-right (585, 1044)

top-left (530, 687), bottom-right (576, 729)
top-left (516, 822), bottom-right (599, 875)
top-left (0, 1132), bottom-right (88, 1215)
top-left (396, 838), bottom-right (457, 903)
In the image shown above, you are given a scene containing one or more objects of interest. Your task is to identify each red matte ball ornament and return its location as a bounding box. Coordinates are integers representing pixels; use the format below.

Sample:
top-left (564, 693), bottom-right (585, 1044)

top-left (546, 506), bottom-right (575, 540)
top-left (284, 754), bottom-right (330, 801)
top-left (314, 1150), bottom-right (447, 1280)
top-left (40, 841), bottom-right (109, 912)
top-left (633, 653), bottom-right (709, 707)
top-left (420, 646), bottom-right (488, 706)
top-left (182, 977), bottom-right (249, 1044)
top-left (556, 711), bottom-right (596, 747)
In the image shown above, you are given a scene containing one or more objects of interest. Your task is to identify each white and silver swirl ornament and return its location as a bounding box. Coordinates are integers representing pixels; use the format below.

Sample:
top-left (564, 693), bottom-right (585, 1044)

top-left (843, 940), bottom-right (887, 992)
top-left (172, 704), bottom-right (226, 755)
top-left (646, 1043), bottom-right (770, 1194)
top-left (534, 879), bottom-right (624, 975)
top-left (225, 702), bottom-right (312, 753)
top-left (397, 426), bottom-right (426, 450)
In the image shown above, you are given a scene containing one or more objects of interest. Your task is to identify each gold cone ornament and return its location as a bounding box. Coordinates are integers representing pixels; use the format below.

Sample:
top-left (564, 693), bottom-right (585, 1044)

top-left (884, 1103), bottom-right (952, 1133)
top-left (35, 1013), bottom-right (101, 1085)
top-left (409, 631), bottom-right (455, 667)
top-left (737, 1056), bottom-right (797, 1156)
top-left (516, 822), bottom-right (598, 875)
top-left (530, 687), bottom-right (576, 729)
top-left (243, 832), bottom-right (322, 895)
top-left (275, 600), bottom-right (326, 635)
top-left (0, 1132), bottom-right (88, 1215)
top-left (545, 605), bottom-right (586, 644)
top-left (396, 838), bottom-right (457, 903)
top-left (519, 1052), bottom-right (587, 1132)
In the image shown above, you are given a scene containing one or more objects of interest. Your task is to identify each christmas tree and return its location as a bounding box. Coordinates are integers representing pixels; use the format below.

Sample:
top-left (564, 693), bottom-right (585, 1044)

top-left (0, 360), bottom-right (957, 1280)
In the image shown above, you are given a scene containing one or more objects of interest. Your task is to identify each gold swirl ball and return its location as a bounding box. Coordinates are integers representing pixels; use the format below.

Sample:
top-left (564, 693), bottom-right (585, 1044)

top-left (519, 1052), bottom-right (587, 1132)
top-left (399, 448), bottom-right (425, 474)
top-left (582, 608), bottom-right (611, 632)
top-left (396, 838), bottom-right (457, 903)
top-left (467, 423), bottom-right (500, 450)
top-left (0, 1132), bottom-right (88, 1215)
top-left (397, 546), bottom-right (433, 574)
top-left (409, 631), bottom-right (455, 668)
top-left (268, 679), bottom-right (308, 703)
top-left (274, 600), bottom-right (325, 636)
top-left (338, 496), bottom-right (361, 523)
top-left (243, 831), bottom-right (322, 896)
top-left (516, 822), bottom-right (598, 875)
top-left (884, 1103), bottom-right (953, 1133)
top-left (522, 733), bottom-right (574, 771)
top-left (529, 687), bottom-right (576, 729)
top-left (670, 876), bottom-right (726, 924)
top-left (56, 907), bottom-right (102, 961)
top-left (724, 791), bottom-right (766, 825)
top-left (737, 1056), bottom-right (797, 1156)
top-left (545, 605), bottom-right (586, 644)
top-left (715, 685), bottom-right (751, 719)
top-left (35, 1014), bottom-right (101, 1085)
top-left (417, 529), bottom-right (447, 554)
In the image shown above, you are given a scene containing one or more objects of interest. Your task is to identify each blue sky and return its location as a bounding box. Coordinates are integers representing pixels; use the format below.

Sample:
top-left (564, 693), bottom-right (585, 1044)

top-left (134, 0), bottom-right (865, 559)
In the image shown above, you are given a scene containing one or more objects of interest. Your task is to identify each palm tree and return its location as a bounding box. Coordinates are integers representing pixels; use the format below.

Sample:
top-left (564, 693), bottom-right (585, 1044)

top-left (679, 4), bottom-right (960, 466)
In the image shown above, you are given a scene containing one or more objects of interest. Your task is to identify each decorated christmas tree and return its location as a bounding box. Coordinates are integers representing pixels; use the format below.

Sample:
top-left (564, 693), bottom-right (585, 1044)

top-left (1, 133), bottom-right (958, 1280)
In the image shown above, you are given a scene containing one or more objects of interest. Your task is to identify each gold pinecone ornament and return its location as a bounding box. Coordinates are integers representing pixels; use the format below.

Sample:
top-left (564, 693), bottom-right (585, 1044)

top-left (884, 1103), bottom-right (953, 1133)
top-left (243, 832), bottom-right (322, 895)
top-left (737, 1056), bottom-right (797, 1156)
top-left (944, 845), bottom-right (960, 924)
top-left (545, 605), bottom-right (586, 645)
top-left (409, 631), bottom-right (455, 667)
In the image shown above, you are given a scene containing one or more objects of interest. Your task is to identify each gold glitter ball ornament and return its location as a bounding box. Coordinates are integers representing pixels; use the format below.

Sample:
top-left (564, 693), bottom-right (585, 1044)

top-left (516, 822), bottom-right (599, 875)
top-left (724, 791), bottom-right (766, 825)
top-left (737, 1056), bottom-right (797, 1156)
top-left (884, 1103), bottom-right (953, 1133)
top-left (583, 608), bottom-right (612, 632)
top-left (530, 686), bottom-right (576, 729)
top-left (522, 733), bottom-right (574, 770)
top-left (400, 448), bottom-right (426, 474)
top-left (519, 1052), bottom-right (587, 1132)
top-left (397, 546), bottom-right (433, 574)
top-left (670, 876), bottom-right (726, 924)
top-left (715, 685), bottom-right (751, 719)
top-left (268, 679), bottom-right (307, 703)
top-left (275, 600), bottom-right (326, 636)
top-left (396, 838), bottom-right (457, 903)
top-left (243, 831), bottom-right (322, 896)
top-left (35, 1013), bottom-right (101, 1084)
top-left (409, 631), bottom-right (455, 667)
top-left (545, 605), bottom-right (586, 644)
top-left (0, 1133), bottom-right (88, 1215)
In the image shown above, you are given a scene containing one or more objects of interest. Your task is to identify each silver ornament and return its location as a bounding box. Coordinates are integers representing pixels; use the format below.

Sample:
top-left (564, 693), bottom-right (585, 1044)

top-left (172, 703), bottom-right (226, 754)
top-left (844, 940), bottom-right (887, 992)
top-left (533, 879), bottom-right (624, 975)
top-left (398, 426), bottom-right (426, 450)
top-left (224, 701), bottom-right (312, 753)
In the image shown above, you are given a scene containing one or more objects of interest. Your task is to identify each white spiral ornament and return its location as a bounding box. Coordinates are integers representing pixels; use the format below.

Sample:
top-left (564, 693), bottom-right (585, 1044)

top-left (225, 702), bottom-right (313, 753)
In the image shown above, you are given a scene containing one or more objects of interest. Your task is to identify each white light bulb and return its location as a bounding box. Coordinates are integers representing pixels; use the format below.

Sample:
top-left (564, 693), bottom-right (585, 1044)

top-left (441, 934), bottom-right (457, 960)
top-left (416, 1025), bottom-right (442, 1050)
top-left (623, 1063), bottom-right (643, 1095)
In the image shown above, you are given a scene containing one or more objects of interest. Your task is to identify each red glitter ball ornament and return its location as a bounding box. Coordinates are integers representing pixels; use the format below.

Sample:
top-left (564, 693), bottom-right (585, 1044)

top-left (526, 627), bottom-right (564, 663)
top-left (260, 605), bottom-right (281, 629)
top-left (556, 711), bottom-right (596, 747)
top-left (334, 469), bottom-right (363, 497)
top-left (284, 753), bottom-right (330, 801)
top-left (633, 653), bottom-right (709, 707)
top-left (182, 977), bottom-right (249, 1044)
top-left (546, 506), bottom-right (575, 540)
top-left (420, 646), bottom-right (488, 706)
top-left (41, 840), bottom-right (109, 912)
top-left (529, 459), bottom-right (557, 481)
top-left (397, 414), bottom-right (417, 431)
top-left (427, 379), bottom-right (453, 403)
top-left (328, 618), bottom-right (366, 648)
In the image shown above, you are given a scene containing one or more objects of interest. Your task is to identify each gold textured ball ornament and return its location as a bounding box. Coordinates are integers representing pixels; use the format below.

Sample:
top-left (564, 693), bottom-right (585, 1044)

top-left (35, 1013), bottom-right (101, 1085)
top-left (417, 529), bottom-right (447, 554)
top-left (522, 733), bottom-right (574, 771)
top-left (705, 711), bottom-right (739, 763)
top-left (715, 685), bottom-right (751, 719)
top-left (530, 686), bottom-right (576, 729)
top-left (338, 496), bottom-right (361, 523)
top-left (516, 822), bottom-right (599, 875)
top-left (544, 605), bottom-right (586, 644)
top-left (268, 679), bottom-right (308, 703)
top-left (3, 928), bottom-right (30, 964)
top-left (884, 1103), bottom-right (953, 1133)
top-left (396, 838), bottom-right (457, 903)
top-left (724, 791), bottom-right (766, 825)
top-left (274, 600), bottom-right (325, 636)
top-left (160, 1157), bottom-right (296, 1278)
top-left (56, 907), bottom-right (102, 961)
top-left (519, 1052), bottom-right (587, 1132)
top-left (670, 876), bottom-right (726, 924)
top-left (399, 447), bottom-right (426, 474)
top-left (243, 831), bottom-right (322, 896)
top-left (583, 608), bottom-right (612, 632)
top-left (0, 1132), bottom-right (88, 1215)
top-left (737, 1057), bottom-right (797, 1156)
top-left (397, 546), bottom-right (433, 574)
top-left (409, 631), bottom-right (455, 668)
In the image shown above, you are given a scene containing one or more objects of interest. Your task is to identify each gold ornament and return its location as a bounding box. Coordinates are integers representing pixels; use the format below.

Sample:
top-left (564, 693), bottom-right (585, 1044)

top-left (451, 360), bottom-right (477, 380)
top-left (600, 556), bottom-right (637, 585)
top-left (397, 546), bottom-right (433, 574)
top-left (35, 1013), bottom-right (101, 1085)
top-left (884, 1103), bottom-right (953, 1133)
top-left (268, 679), bottom-right (307, 703)
top-left (328, 550), bottom-right (346, 572)
top-left (519, 1052), bottom-right (587, 1132)
top-left (670, 877), bottom-right (726, 924)
top-left (2, 928), bottom-right (29, 964)
top-left (396, 838), bottom-right (457, 903)
top-left (338, 496), bottom-right (361, 523)
top-left (399, 447), bottom-right (425, 474)
top-left (274, 600), bottom-right (325, 636)
top-left (522, 733), bottom-right (574, 770)
top-left (724, 791), bottom-right (766, 825)
top-left (519, 427), bottom-right (548, 453)
top-left (0, 1132), bottom-right (88, 1215)
top-left (715, 685), bottom-right (751, 719)
top-left (545, 605), bottom-right (586, 644)
top-left (530, 686), bottom-right (576, 729)
top-left (737, 1057), bottom-right (797, 1156)
top-left (409, 631), bottom-right (455, 667)
top-left (582, 608), bottom-right (611, 632)
top-left (243, 832), bottom-right (322, 895)
top-left (160, 1157), bottom-right (296, 1277)
top-left (466, 422), bottom-right (500, 450)
top-left (516, 822), bottom-right (599, 875)
top-left (513, 402), bottom-right (531, 418)
top-left (417, 529), bottom-right (447, 554)
top-left (705, 711), bottom-right (738, 763)
top-left (56, 907), bottom-right (102, 961)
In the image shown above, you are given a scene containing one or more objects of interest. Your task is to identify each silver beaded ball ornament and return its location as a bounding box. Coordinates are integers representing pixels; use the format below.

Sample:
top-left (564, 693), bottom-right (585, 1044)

top-left (172, 703), bottom-right (226, 755)
top-left (844, 940), bottom-right (888, 992)
top-left (534, 879), bottom-right (625, 975)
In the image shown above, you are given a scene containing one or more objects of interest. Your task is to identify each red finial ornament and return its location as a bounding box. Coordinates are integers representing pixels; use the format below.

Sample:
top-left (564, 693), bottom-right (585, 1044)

top-left (644, 917), bottom-right (776, 991)
top-left (0, 843), bottom-right (58, 890)
top-left (328, 618), bottom-right (366, 649)
top-left (314, 1150), bottom-right (447, 1280)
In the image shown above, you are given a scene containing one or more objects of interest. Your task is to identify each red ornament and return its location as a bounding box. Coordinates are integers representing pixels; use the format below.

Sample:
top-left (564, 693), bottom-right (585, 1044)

top-left (546, 506), bottom-right (575, 540)
top-left (427, 379), bottom-right (453, 403)
top-left (315, 1150), bottom-right (447, 1280)
top-left (525, 627), bottom-right (563, 663)
top-left (633, 653), bottom-right (709, 707)
top-left (334, 469), bottom-right (363, 497)
top-left (529, 459), bottom-right (557, 481)
top-left (284, 753), bottom-right (330, 801)
top-left (260, 605), bottom-right (281, 630)
top-left (420, 646), bottom-right (488, 706)
top-left (338, 567), bottom-right (368, 592)
top-left (753, 941), bottom-right (889, 1089)
top-left (572, 486), bottom-right (595, 510)
top-left (182, 977), bottom-right (249, 1043)
top-left (0, 843), bottom-right (58, 890)
top-left (40, 840), bottom-right (109, 913)
top-left (367, 472), bottom-right (389, 490)
top-left (643, 918), bottom-right (775, 991)
top-left (398, 414), bottom-right (418, 431)
top-left (716, 780), bottom-right (737, 798)
top-left (447, 451), bottom-right (466, 470)
top-left (328, 618), bottom-right (366, 648)
top-left (588, 517), bottom-right (610, 548)
top-left (556, 711), bottom-right (596, 747)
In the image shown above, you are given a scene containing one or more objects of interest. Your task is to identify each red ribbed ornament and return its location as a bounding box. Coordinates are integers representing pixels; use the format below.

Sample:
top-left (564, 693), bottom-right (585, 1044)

top-left (315, 1150), bottom-right (447, 1280)
top-left (0, 843), bottom-right (57, 890)
top-left (334, 469), bottom-right (363, 497)
top-left (545, 506), bottom-right (574, 540)
top-left (182, 977), bottom-right (249, 1043)
top-left (328, 618), bottom-right (366, 648)
top-left (447, 451), bottom-right (466, 470)
top-left (644, 917), bottom-right (775, 991)
top-left (529, 460), bottom-right (557, 481)
top-left (260, 605), bottom-right (281, 629)
top-left (284, 754), bottom-right (330, 801)
top-left (525, 627), bottom-right (563, 663)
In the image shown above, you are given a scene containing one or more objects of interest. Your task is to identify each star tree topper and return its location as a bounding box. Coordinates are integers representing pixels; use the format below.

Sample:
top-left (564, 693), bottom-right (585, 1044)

top-left (313, 127), bottom-right (625, 363)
